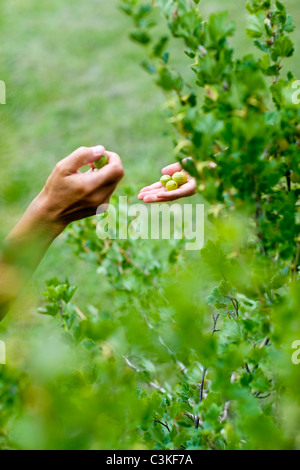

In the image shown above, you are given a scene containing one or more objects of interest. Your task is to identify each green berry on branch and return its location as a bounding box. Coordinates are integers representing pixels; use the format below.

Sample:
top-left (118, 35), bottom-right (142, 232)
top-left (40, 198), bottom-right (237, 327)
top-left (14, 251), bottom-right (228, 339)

top-left (94, 154), bottom-right (109, 170)
top-left (172, 172), bottom-right (187, 186)
top-left (160, 175), bottom-right (172, 187)
top-left (166, 180), bottom-right (178, 191)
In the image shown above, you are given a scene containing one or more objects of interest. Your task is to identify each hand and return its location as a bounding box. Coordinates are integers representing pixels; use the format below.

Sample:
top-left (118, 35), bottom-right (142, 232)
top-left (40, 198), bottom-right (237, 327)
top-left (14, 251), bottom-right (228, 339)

top-left (1, 145), bottom-right (124, 321)
top-left (138, 162), bottom-right (196, 203)
top-left (10, 145), bottom-right (124, 241)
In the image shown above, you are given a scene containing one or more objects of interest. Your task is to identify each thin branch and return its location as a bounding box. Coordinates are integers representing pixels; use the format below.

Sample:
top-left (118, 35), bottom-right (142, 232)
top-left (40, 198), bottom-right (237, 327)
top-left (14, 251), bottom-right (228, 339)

top-left (199, 366), bottom-right (207, 404)
top-left (123, 356), bottom-right (172, 399)
top-left (58, 300), bottom-right (64, 320)
top-left (292, 244), bottom-right (300, 277)
top-left (184, 412), bottom-right (197, 423)
top-left (226, 296), bottom-right (239, 318)
top-left (195, 366), bottom-right (207, 429)
top-left (154, 419), bottom-right (170, 432)
top-left (195, 314), bottom-right (220, 428)
top-left (220, 401), bottom-right (230, 422)
top-left (255, 392), bottom-right (271, 399)
top-left (286, 170), bottom-right (291, 192)
top-left (211, 314), bottom-right (220, 335)
top-left (58, 300), bottom-right (67, 329)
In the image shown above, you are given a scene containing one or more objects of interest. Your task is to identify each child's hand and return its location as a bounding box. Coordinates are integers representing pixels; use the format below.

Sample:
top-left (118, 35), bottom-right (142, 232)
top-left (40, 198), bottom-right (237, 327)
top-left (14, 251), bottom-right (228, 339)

top-left (138, 162), bottom-right (196, 203)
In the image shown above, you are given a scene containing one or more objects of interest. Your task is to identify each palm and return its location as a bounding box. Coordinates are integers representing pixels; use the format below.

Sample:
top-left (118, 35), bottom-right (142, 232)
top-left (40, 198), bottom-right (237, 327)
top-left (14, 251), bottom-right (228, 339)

top-left (138, 163), bottom-right (196, 203)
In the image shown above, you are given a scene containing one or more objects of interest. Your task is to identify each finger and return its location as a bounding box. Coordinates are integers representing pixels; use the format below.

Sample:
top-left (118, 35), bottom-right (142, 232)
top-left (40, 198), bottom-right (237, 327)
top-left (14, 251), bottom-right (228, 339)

top-left (87, 150), bottom-right (124, 189)
top-left (139, 182), bottom-right (162, 193)
top-left (157, 187), bottom-right (192, 200)
top-left (60, 145), bottom-right (106, 173)
top-left (138, 190), bottom-right (159, 200)
top-left (92, 184), bottom-right (116, 208)
top-left (143, 193), bottom-right (167, 203)
top-left (138, 188), bottom-right (163, 200)
top-left (156, 180), bottom-right (196, 199)
top-left (161, 162), bottom-right (182, 176)
top-left (139, 188), bottom-right (163, 198)
top-left (158, 184), bottom-right (196, 198)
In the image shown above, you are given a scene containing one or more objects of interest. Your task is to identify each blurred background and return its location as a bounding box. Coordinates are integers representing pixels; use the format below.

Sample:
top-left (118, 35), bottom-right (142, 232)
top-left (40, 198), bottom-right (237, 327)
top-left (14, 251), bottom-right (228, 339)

top-left (0, 0), bottom-right (299, 449)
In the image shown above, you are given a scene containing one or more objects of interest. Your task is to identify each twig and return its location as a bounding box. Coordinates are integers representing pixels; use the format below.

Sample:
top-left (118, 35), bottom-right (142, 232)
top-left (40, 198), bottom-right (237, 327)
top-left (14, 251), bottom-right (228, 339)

top-left (226, 296), bottom-right (239, 318)
top-left (154, 419), bottom-right (170, 432)
top-left (74, 305), bottom-right (87, 321)
top-left (195, 366), bottom-right (207, 429)
top-left (211, 314), bottom-right (220, 335)
top-left (123, 356), bottom-right (172, 399)
top-left (58, 300), bottom-right (64, 320)
top-left (195, 314), bottom-right (220, 428)
top-left (255, 392), bottom-right (271, 399)
top-left (184, 412), bottom-right (196, 423)
top-left (199, 366), bottom-right (207, 404)
top-left (286, 170), bottom-right (291, 192)
top-left (220, 401), bottom-right (230, 422)
top-left (292, 244), bottom-right (300, 277)
top-left (58, 300), bottom-right (67, 329)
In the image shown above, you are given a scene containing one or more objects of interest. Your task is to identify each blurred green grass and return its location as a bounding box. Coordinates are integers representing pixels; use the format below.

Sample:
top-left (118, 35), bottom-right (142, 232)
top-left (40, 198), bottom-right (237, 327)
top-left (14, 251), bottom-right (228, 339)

top-left (0, 0), bottom-right (299, 315)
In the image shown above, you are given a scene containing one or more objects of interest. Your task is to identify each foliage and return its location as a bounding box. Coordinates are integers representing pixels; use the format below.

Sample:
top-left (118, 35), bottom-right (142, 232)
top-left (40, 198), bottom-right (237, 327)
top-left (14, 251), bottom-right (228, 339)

top-left (114, 0), bottom-right (300, 449)
top-left (0, 0), bottom-right (300, 450)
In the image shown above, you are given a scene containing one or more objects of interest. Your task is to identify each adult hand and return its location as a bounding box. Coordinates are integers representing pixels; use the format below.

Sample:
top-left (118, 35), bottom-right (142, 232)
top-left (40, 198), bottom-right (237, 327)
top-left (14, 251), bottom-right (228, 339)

top-left (138, 162), bottom-right (196, 203)
top-left (19, 145), bottom-right (125, 239)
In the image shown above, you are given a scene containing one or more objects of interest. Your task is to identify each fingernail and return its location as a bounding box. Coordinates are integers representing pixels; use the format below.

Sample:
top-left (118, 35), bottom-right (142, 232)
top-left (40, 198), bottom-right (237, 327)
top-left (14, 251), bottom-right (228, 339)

top-left (92, 145), bottom-right (105, 158)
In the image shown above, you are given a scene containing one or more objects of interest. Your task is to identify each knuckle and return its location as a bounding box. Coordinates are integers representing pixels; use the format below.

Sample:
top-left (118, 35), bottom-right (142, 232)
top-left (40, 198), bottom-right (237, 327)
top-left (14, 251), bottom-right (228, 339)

top-left (55, 161), bottom-right (65, 174)
top-left (74, 180), bottom-right (87, 196)
top-left (91, 194), bottom-right (104, 207)
top-left (77, 146), bottom-right (88, 155)
top-left (114, 163), bottom-right (125, 179)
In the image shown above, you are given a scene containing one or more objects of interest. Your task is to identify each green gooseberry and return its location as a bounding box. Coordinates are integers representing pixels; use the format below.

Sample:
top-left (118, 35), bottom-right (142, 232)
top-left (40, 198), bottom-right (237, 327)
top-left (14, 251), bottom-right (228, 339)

top-left (172, 172), bottom-right (187, 186)
top-left (94, 154), bottom-right (109, 170)
top-left (160, 175), bottom-right (172, 187)
top-left (166, 180), bottom-right (178, 191)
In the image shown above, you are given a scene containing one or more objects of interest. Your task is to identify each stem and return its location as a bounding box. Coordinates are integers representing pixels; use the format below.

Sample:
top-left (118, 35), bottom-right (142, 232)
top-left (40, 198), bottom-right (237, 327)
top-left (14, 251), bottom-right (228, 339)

top-left (211, 314), bottom-right (220, 334)
top-left (199, 366), bottom-right (207, 404)
top-left (154, 419), bottom-right (170, 432)
top-left (286, 170), bottom-right (291, 192)
top-left (58, 300), bottom-right (67, 330)
top-left (292, 244), bottom-right (300, 277)
top-left (195, 314), bottom-right (220, 428)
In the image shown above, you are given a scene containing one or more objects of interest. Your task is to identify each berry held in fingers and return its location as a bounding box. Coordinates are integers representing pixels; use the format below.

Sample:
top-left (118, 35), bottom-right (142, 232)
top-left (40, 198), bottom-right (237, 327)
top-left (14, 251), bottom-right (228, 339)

top-left (94, 154), bottom-right (109, 170)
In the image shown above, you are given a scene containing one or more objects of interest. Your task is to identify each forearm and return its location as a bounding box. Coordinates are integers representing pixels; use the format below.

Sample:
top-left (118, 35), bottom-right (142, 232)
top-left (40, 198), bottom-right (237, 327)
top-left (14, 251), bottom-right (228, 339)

top-left (0, 193), bottom-right (64, 320)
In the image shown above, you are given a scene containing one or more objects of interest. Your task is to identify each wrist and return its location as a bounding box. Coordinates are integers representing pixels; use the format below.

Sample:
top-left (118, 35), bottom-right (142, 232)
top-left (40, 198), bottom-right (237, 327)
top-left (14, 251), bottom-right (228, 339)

top-left (8, 191), bottom-right (66, 245)
top-left (29, 190), bottom-right (67, 239)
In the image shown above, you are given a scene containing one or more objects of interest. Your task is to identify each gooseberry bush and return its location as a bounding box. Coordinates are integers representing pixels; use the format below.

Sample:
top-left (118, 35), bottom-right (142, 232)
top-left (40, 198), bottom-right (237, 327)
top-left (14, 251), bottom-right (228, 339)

top-left (1, 0), bottom-right (300, 450)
